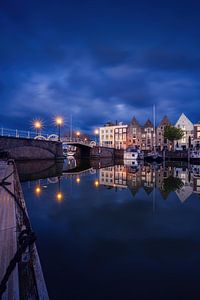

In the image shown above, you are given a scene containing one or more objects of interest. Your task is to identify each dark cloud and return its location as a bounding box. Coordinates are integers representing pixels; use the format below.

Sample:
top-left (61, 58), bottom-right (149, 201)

top-left (0, 0), bottom-right (200, 132)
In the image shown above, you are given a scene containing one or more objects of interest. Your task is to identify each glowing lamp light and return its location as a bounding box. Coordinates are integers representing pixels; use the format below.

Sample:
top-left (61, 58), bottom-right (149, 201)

top-left (94, 129), bottom-right (99, 135)
top-left (56, 192), bottom-right (63, 202)
top-left (35, 186), bottom-right (42, 196)
top-left (76, 131), bottom-right (80, 137)
top-left (76, 177), bottom-right (81, 184)
top-left (55, 117), bottom-right (64, 126)
top-left (94, 180), bottom-right (99, 187)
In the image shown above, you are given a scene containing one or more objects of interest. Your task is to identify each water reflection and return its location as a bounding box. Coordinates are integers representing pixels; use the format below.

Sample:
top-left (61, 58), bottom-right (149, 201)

top-left (99, 163), bottom-right (200, 202)
top-left (29, 161), bottom-right (200, 203)
top-left (22, 159), bottom-right (200, 299)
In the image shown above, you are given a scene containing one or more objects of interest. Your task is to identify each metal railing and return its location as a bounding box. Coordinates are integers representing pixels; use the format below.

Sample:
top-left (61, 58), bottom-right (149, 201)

top-left (0, 127), bottom-right (51, 139)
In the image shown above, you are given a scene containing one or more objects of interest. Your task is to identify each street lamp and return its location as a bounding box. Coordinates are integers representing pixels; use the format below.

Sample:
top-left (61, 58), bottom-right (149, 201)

top-left (94, 129), bottom-right (99, 144)
top-left (55, 117), bottom-right (64, 141)
top-left (76, 131), bottom-right (80, 140)
top-left (33, 120), bottom-right (42, 136)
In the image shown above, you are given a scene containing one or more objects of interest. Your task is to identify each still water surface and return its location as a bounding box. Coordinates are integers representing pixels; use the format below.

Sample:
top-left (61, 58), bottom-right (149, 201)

top-left (21, 162), bottom-right (200, 300)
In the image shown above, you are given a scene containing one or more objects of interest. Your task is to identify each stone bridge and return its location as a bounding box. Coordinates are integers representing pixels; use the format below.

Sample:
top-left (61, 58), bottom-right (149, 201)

top-left (0, 136), bottom-right (63, 160)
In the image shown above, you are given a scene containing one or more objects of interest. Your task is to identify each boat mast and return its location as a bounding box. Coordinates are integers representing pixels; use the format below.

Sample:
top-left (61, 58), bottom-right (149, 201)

top-left (153, 104), bottom-right (156, 152)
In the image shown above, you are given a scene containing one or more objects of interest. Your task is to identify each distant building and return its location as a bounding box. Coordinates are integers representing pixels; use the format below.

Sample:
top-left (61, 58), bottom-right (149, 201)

top-left (156, 116), bottom-right (170, 150)
top-left (127, 116), bottom-right (142, 148)
top-left (193, 122), bottom-right (200, 148)
top-left (141, 119), bottom-right (154, 151)
top-left (99, 122), bottom-right (128, 149)
top-left (175, 113), bottom-right (194, 149)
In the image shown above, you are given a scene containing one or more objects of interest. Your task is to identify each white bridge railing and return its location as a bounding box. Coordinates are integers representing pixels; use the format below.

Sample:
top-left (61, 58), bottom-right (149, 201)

top-left (0, 128), bottom-right (97, 146)
top-left (0, 127), bottom-right (52, 139)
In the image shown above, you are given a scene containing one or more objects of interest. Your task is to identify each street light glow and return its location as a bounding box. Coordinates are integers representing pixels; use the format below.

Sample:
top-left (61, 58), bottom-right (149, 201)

top-left (33, 120), bottom-right (42, 129)
top-left (76, 131), bottom-right (80, 137)
top-left (55, 116), bottom-right (64, 126)
top-left (94, 129), bottom-right (99, 135)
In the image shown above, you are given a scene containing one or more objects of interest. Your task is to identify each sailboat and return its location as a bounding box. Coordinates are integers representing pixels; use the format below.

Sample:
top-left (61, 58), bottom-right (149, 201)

top-left (144, 105), bottom-right (163, 163)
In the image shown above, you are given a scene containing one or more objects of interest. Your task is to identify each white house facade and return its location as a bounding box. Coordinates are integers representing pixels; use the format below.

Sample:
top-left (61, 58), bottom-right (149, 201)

top-left (175, 113), bottom-right (194, 149)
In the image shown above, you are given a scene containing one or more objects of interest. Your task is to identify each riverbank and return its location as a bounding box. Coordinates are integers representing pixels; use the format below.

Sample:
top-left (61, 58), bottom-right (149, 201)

top-left (0, 160), bottom-right (49, 299)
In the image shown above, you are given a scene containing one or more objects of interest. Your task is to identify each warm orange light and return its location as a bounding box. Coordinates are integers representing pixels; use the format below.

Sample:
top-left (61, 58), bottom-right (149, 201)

top-left (94, 180), bottom-right (99, 187)
top-left (35, 186), bottom-right (41, 195)
top-left (76, 131), bottom-right (80, 137)
top-left (94, 129), bottom-right (99, 135)
top-left (34, 120), bottom-right (42, 129)
top-left (76, 177), bottom-right (81, 184)
top-left (55, 117), bottom-right (64, 126)
top-left (56, 192), bottom-right (63, 202)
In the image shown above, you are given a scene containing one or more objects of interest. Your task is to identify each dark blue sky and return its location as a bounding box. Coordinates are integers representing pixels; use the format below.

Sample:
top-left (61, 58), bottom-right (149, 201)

top-left (1, 0), bottom-right (200, 133)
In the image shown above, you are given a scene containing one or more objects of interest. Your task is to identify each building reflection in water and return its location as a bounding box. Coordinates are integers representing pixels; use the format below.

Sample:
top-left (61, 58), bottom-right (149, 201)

top-left (99, 163), bottom-right (200, 202)
top-left (30, 160), bottom-right (200, 204)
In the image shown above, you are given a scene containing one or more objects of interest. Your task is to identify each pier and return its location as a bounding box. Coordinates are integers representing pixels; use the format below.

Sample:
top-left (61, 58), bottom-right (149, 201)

top-left (0, 160), bottom-right (48, 299)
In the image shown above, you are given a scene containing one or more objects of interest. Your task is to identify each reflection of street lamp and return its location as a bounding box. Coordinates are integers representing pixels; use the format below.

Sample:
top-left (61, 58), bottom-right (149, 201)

top-left (76, 177), bottom-right (81, 184)
top-left (94, 179), bottom-right (99, 188)
top-left (35, 185), bottom-right (42, 196)
top-left (56, 191), bottom-right (63, 202)
top-left (94, 129), bottom-right (99, 144)
top-left (33, 120), bottom-right (42, 136)
top-left (55, 117), bottom-right (64, 141)
top-left (55, 176), bottom-right (63, 202)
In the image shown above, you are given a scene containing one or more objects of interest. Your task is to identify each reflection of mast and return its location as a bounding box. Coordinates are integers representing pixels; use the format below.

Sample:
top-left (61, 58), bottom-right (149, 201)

top-left (70, 114), bottom-right (73, 140)
top-left (152, 165), bottom-right (156, 213)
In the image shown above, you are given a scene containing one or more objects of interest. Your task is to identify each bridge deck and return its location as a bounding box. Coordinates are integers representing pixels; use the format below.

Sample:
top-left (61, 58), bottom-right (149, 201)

top-left (0, 161), bottom-right (19, 299)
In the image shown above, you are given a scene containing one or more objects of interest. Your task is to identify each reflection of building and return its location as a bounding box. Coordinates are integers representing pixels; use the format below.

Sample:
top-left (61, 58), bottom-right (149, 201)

top-left (99, 122), bottom-right (128, 149)
top-left (99, 165), bottom-right (127, 188)
top-left (174, 167), bottom-right (193, 202)
top-left (99, 163), bottom-right (198, 202)
top-left (175, 113), bottom-right (194, 149)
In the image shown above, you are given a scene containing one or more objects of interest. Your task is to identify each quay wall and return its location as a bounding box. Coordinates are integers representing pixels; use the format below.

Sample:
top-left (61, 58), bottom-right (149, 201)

top-left (0, 136), bottom-right (63, 160)
top-left (90, 146), bottom-right (124, 159)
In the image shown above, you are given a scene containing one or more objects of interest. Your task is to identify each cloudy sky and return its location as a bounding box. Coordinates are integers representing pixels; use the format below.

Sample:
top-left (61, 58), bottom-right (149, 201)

top-left (1, 0), bottom-right (200, 133)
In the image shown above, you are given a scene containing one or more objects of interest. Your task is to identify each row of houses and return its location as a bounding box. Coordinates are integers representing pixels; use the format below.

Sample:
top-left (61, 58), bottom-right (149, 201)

top-left (99, 113), bottom-right (200, 150)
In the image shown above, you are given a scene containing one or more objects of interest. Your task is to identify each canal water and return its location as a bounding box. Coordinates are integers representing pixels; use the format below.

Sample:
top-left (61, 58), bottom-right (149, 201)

top-left (21, 161), bottom-right (200, 300)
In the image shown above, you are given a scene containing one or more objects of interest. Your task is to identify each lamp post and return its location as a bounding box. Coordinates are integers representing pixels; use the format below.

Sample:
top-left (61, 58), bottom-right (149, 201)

top-left (76, 131), bottom-right (80, 140)
top-left (55, 117), bottom-right (64, 141)
top-left (33, 120), bottom-right (42, 136)
top-left (94, 129), bottom-right (99, 145)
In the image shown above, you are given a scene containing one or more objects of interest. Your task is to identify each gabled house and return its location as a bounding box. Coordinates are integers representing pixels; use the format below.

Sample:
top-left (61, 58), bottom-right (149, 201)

top-left (175, 113), bottom-right (193, 149)
top-left (156, 116), bottom-right (170, 150)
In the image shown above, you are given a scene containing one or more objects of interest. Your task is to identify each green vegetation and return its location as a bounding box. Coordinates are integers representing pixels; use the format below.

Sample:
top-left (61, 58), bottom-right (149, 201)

top-left (164, 125), bottom-right (184, 150)
top-left (163, 176), bottom-right (184, 194)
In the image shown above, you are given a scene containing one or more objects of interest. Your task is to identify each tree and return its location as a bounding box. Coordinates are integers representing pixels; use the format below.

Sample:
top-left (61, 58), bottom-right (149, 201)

top-left (164, 125), bottom-right (184, 150)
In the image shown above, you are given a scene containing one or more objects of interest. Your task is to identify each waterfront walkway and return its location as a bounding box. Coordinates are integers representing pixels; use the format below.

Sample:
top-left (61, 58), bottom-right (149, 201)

top-left (0, 161), bottom-right (19, 299)
top-left (0, 160), bottom-right (49, 299)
